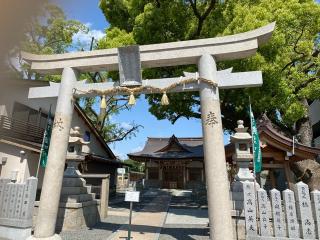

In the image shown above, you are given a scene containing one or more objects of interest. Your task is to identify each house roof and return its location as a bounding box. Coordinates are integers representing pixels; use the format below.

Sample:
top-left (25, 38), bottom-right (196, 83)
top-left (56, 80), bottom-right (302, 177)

top-left (255, 115), bottom-right (320, 159)
top-left (129, 116), bottom-right (320, 162)
top-left (74, 103), bottom-right (117, 160)
top-left (0, 78), bottom-right (117, 162)
top-left (128, 135), bottom-right (203, 161)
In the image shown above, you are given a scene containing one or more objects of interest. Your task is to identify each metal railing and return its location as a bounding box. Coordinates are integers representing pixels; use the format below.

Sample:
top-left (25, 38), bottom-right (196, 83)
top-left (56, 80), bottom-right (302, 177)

top-left (0, 115), bottom-right (45, 144)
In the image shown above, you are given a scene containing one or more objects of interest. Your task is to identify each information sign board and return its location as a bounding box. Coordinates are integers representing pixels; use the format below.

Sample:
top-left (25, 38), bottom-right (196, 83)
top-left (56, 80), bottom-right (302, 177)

top-left (125, 191), bottom-right (140, 202)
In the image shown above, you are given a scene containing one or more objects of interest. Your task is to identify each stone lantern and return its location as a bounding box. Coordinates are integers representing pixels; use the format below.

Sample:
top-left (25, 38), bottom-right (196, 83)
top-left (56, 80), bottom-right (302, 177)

top-left (230, 120), bottom-right (256, 212)
top-left (58, 127), bottom-right (100, 231)
top-left (64, 126), bottom-right (89, 177)
top-left (230, 120), bottom-right (255, 182)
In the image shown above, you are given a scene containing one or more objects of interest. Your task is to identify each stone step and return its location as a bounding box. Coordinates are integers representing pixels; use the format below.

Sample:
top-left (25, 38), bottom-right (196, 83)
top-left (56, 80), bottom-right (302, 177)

top-left (60, 193), bottom-right (96, 203)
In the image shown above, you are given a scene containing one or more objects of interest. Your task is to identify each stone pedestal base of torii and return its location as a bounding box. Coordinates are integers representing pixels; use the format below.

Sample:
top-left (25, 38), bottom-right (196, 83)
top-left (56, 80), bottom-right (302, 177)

top-left (22, 22), bottom-right (275, 240)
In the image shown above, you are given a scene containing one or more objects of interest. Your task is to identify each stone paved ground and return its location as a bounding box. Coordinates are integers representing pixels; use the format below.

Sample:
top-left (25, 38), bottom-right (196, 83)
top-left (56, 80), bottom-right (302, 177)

top-left (159, 208), bottom-right (209, 240)
top-left (159, 224), bottom-right (209, 240)
top-left (60, 208), bottom-right (130, 240)
top-left (60, 189), bottom-right (210, 240)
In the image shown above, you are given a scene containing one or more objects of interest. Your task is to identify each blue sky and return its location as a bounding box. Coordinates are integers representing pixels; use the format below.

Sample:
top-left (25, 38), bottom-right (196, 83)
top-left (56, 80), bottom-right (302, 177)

top-left (51, 0), bottom-right (229, 159)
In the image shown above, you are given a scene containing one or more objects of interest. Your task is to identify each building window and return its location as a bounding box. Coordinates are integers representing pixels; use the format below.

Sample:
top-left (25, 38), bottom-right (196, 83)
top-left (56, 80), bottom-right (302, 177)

top-left (84, 131), bottom-right (91, 142)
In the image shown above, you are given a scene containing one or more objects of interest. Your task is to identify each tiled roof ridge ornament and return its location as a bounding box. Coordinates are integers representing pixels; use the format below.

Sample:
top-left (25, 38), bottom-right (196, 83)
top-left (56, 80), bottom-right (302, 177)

top-left (257, 113), bottom-right (272, 127)
top-left (257, 113), bottom-right (293, 138)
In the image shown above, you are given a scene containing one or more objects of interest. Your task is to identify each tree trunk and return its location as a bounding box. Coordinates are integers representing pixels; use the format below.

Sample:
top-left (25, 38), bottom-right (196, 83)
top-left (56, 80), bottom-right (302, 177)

top-left (296, 98), bottom-right (313, 147)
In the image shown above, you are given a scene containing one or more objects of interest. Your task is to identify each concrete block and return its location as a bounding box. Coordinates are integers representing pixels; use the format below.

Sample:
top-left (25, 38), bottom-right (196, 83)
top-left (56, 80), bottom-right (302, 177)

top-left (0, 225), bottom-right (31, 240)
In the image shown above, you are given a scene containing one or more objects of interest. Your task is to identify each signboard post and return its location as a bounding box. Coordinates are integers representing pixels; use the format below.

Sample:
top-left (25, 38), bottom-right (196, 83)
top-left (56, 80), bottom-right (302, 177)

top-left (125, 191), bottom-right (140, 240)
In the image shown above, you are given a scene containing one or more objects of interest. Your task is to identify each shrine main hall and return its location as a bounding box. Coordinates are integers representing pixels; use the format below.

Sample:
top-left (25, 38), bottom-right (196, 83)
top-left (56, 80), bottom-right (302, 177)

top-left (128, 116), bottom-right (320, 190)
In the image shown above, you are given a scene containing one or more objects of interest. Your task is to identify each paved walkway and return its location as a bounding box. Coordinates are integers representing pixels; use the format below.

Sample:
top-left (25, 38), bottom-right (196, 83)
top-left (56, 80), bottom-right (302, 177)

top-left (106, 190), bottom-right (171, 240)
top-left (160, 208), bottom-right (209, 240)
top-left (60, 189), bottom-right (210, 240)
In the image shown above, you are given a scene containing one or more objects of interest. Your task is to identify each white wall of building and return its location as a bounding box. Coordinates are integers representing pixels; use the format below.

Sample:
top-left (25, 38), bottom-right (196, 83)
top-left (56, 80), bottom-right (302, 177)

top-left (0, 80), bottom-right (112, 187)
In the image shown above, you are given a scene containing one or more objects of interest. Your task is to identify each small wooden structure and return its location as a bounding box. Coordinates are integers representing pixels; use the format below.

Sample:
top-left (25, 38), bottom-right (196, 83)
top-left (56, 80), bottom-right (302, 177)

top-left (226, 115), bottom-right (320, 191)
top-left (129, 116), bottom-right (320, 190)
top-left (128, 135), bottom-right (204, 189)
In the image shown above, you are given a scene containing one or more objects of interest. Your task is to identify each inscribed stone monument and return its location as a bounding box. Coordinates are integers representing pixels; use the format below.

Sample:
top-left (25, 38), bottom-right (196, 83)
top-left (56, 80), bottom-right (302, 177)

top-left (243, 181), bottom-right (257, 236)
top-left (296, 181), bottom-right (315, 239)
top-left (283, 189), bottom-right (300, 238)
top-left (270, 188), bottom-right (286, 237)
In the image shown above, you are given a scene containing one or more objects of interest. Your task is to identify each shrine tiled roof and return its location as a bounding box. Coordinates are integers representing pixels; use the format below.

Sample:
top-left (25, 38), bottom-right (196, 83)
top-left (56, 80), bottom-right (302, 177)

top-left (127, 135), bottom-right (204, 161)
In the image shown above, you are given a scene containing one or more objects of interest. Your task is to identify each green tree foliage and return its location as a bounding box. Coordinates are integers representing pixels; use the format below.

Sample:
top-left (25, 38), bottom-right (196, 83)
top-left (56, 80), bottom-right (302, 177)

top-left (19, 1), bottom-right (87, 80)
top-left (124, 159), bottom-right (145, 172)
top-left (19, 2), bottom-right (141, 144)
top-left (99, 0), bottom-right (320, 145)
top-left (20, 2), bottom-right (87, 55)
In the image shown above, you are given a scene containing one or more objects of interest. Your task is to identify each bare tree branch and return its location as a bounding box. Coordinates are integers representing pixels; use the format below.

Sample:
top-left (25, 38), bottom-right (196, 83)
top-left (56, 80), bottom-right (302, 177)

top-left (106, 124), bottom-right (143, 143)
top-left (188, 0), bottom-right (217, 38)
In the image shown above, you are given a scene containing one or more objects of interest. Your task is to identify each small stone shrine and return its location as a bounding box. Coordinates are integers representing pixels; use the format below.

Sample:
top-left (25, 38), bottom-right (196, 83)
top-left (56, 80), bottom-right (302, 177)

top-left (0, 177), bottom-right (37, 240)
top-left (56, 127), bottom-right (99, 231)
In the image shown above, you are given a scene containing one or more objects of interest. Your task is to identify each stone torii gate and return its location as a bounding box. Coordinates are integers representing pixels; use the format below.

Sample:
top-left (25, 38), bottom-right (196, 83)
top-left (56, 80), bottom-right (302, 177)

top-left (23, 23), bottom-right (275, 240)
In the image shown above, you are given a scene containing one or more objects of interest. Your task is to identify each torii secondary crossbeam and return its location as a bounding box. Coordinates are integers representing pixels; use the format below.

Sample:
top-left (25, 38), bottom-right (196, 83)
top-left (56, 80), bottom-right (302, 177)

top-left (23, 23), bottom-right (275, 240)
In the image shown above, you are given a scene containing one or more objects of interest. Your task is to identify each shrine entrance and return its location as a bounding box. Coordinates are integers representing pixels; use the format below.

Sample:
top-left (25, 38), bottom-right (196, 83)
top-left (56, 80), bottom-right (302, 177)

top-left (162, 166), bottom-right (184, 189)
top-left (22, 23), bottom-right (275, 240)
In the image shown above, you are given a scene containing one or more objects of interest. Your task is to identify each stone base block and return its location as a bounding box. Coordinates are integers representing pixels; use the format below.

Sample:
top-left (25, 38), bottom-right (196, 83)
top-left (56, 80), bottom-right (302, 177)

top-left (26, 234), bottom-right (61, 240)
top-left (0, 225), bottom-right (32, 240)
top-left (232, 217), bottom-right (246, 240)
top-left (231, 191), bottom-right (244, 201)
top-left (60, 186), bottom-right (89, 195)
top-left (62, 178), bottom-right (86, 187)
top-left (56, 201), bottom-right (100, 231)
top-left (60, 193), bottom-right (95, 203)
top-left (231, 200), bottom-right (244, 210)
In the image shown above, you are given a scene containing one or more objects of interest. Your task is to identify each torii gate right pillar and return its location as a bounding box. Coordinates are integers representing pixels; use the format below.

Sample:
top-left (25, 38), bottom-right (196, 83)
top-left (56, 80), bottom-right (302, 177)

top-left (199, 54), bottom-right (233, 240)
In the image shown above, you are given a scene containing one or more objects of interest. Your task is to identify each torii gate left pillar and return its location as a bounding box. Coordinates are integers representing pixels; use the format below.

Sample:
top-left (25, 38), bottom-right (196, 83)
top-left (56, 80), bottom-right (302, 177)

top-left (199, 54), bottom-right (233, 239)
top-left (23, 22), bottom-right (275, 240)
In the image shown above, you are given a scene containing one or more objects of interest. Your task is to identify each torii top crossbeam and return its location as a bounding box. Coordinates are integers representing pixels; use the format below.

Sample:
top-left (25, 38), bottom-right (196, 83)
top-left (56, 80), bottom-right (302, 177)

top-left (21, 23), bottom-right (275, 74)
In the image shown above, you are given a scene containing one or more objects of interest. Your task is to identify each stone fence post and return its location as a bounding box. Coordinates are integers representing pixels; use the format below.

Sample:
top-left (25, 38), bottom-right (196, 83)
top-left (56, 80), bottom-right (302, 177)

top-left (243, 181), bottom-right (320, 239)
top-left (100, 176), bottom-right (110, 219)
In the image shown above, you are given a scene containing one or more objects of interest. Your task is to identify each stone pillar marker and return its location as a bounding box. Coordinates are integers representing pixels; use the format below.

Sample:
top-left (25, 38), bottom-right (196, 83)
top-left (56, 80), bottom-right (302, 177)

top-left (295, 181), bottom-right (315, 239)
top-left (199, 54), bottom-right (233, 240)
top-left (283, 189), bottom-right (300, 238)
top-left (29, 67), bottom-right (78, 240)
top-left (270, 188), bottom-right (286, 237)
top-left (257, 188), bottom-right (271, 236)
top-left (311, 190), bottom-right (320, 238)
top-left (243, 181), bottom-right (258, 236)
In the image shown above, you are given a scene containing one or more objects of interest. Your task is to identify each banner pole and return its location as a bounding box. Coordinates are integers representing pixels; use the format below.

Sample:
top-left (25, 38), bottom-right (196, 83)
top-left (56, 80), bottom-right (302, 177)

top-left (249, 96), bottom-right (260, 233)
top-left (36, 104), bottom-right (52, 178)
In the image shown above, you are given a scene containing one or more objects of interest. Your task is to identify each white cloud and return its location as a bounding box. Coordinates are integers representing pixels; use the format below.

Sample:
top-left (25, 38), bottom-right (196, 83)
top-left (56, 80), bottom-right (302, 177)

top-left (72, 23), bottom-right (105, 50)
top-left (120, 122), bottom-right (133, 130)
